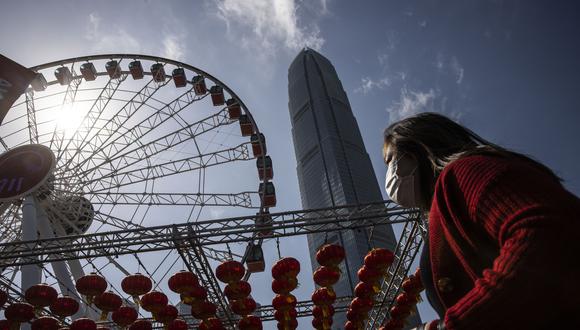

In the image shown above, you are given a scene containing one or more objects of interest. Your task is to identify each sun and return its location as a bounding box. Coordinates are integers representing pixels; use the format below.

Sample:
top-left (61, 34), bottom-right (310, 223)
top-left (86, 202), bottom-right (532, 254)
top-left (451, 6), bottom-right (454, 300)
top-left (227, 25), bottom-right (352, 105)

top-left (56, 103), bottom-right (86, 136)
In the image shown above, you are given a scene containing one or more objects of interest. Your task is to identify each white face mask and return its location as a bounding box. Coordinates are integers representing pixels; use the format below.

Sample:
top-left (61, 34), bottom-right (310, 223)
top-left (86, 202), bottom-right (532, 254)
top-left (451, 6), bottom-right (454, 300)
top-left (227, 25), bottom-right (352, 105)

top-left (385, 154), bottom-right (420, 208)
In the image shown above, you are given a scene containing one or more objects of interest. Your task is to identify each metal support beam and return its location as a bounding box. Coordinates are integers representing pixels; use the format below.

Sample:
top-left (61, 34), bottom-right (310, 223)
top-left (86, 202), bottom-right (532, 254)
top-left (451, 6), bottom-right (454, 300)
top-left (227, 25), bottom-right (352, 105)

top-left (366, 212), bottom-right (426, 328)
top-left (0, 202), bottom-right (420, 267)
top-left (174, 227), bottom-right (236, 328)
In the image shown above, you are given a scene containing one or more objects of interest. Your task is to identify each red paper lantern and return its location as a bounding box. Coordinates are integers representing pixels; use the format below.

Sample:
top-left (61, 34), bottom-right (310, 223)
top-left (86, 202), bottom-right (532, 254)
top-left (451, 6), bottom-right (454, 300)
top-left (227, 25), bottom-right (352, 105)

top-left (70, 318), bottom-right (96, 330)
top-left (141, 291), bottom-right (168, 314)
top-left (413, 267), bottom-right (422, 281)
top-left (121, 274), bottom-right (152, 298)
top-left (401, 276), bottom-right (423, 294)
top-left (112, 306), bottom-right (138, 327)
top-left (168, 271), bottom-right (199, 295)
top-left (224, 281), bottom-right (251, 300)
top-left (271, 294), bottom-right (297, 311)
top-left (395, 293), bottom-right (418, 307)
top-left (215, 261), bottom-right (245, 284)
top-left (191, 300), bottom-right (217, 320)
top-left (357, 266), bottom-right (383, 285)
top-left (311, 288), bottom-right (336, 306)
top-left (0, 290), bottom-right (7, 308)
top-left (31, 317), bottom-right (60, 330)
top-left (128, 320), bottom-right (152, 330)
top-left (167, 319), bottom-right (187, 330)
top-left (4, 302), bottom-right (34, 323)
top-left (390, 304), bottom-right (412, 319)
top-left (271, 258), bottom-right (300, 280)
top-left (271, 278), bottom-right (298, 295)
top-left (274, 308), bottom-right (297, 322)
top-left (238, 315), bottom-right (262, 330)
top-left (94, 291), bottom-right (122, 319)
top-left (276, 319), bottom-right (298, 330)
top-left (313, 266), bottom-right (340, 287)
top-left (50, 296), bottom-right (79, 318)
top-left (180, 285), bottom-right (208, 305)
top-left (312, 317), bottom-right (332, 330)
top-left (76, 274), bottom-right (107, 302)
top-left (230, 297), bottom-right (257, 316)
top-left (315, 244), bottom-right (345, 267)
top-left (25, 284), bottom-right (58, 308)
top-left (364, 248), bottom-right (394, 271)
top-left (154, 305), bottom-right (178, 324)
top-left (350, 297), bottom-right (373, 314)
top-left (312, 305), bottom-right (334, 319)
top-left (346, 308), bottom-right (367, 322)
top-left (354, 282), bottom-right (376, 299)
top-left (198, 318), bottom-right (224, 330)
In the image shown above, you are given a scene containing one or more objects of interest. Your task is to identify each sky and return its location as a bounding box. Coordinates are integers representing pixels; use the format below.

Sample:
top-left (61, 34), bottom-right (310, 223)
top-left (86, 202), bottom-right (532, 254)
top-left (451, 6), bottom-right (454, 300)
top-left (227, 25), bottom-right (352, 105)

top-left (2, 0), bottom-right (580, 328)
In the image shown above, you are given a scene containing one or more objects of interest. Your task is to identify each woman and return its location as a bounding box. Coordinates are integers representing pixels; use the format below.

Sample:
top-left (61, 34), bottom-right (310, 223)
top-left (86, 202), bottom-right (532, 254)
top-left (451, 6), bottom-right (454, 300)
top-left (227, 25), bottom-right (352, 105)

top-left (382, 113), bottom-right (580, 330)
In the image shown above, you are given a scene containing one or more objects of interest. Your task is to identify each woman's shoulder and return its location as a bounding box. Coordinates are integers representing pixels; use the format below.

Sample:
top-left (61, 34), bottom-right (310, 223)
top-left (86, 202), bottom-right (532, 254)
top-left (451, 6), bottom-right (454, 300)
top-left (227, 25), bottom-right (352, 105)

top-left (438, 153), bottom-right (513, 186)
top-left (435, 153), bottom-right (554, 207)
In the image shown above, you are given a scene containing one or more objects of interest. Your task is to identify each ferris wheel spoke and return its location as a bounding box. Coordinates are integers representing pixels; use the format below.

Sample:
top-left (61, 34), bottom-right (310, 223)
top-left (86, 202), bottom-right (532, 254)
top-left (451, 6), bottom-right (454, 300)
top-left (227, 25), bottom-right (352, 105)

top-left (74, 109), bottom-right (232, 181)
top-left (60, 78), bottom-right (166, 175)
top-left (82, 143), bottom-right (251, 193)
top-left (0, 204), bottom-right (22, 243)
top-left (91, 210), bottom-right (145, 231)
top-left (68, 88), bottom-right (202, 181)
top-left (87, 191), bottom-right (259, 208)
top-left (57, 74), bottom-right (128, 169)
top-left (48, 71), bottom-right (82, 152)
top-left (25, 89), bottom-right (39, 144)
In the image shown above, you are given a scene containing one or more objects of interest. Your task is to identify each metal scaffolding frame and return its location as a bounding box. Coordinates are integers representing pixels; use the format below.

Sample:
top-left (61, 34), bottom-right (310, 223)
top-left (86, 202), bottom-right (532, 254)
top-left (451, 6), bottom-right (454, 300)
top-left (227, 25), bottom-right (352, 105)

top-left (0, 201), bottom-right (425, 328)
top-left (0, 202), bottom-right (418, 266)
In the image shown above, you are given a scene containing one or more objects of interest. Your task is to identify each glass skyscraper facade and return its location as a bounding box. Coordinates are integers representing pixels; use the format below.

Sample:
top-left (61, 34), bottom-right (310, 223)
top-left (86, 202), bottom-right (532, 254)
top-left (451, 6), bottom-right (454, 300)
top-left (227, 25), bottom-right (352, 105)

top-left (288, 48), bottom-right (402, 328)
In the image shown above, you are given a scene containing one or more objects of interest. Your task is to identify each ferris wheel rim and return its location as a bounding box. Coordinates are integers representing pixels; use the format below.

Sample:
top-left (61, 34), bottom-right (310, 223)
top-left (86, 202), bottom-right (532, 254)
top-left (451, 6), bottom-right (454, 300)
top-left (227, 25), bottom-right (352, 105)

top-left (24, 53), bottom-right (271, 216)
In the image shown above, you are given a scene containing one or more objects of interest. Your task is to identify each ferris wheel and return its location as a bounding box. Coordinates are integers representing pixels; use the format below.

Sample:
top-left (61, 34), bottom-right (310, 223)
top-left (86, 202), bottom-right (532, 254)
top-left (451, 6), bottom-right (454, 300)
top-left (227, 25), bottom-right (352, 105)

top-left (0, 54), bottom-right (275, 320)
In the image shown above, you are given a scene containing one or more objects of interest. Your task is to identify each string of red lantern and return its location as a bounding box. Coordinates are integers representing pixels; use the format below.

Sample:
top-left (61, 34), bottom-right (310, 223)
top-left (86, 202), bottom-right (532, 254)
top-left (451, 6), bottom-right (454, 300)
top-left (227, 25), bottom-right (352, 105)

top-left (167, 269), bottom-right (221, 330)
top-left (345, 248), bottom-right (395, 330)
top-left (215, 260), bottom-right (261, 330)
top-left (271, 257), bottom-right (300, 330)
top-left (311, 244), bottom-right (345, 330)
top-left (379, 268), bottom-right (425, 330)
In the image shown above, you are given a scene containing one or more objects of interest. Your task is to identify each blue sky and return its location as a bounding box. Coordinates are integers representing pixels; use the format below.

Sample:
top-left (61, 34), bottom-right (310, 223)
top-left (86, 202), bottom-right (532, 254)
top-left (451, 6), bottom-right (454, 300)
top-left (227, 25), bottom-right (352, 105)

top-left (2, 0), bottom-right (580, 327)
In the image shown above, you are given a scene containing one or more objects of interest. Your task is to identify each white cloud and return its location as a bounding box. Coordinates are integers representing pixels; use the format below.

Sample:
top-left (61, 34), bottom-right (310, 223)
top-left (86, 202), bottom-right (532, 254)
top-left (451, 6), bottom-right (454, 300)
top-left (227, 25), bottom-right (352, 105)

top-left (434, 53), bottom-right (465, 84)
top-left (387, 87), bottom-right (436, 122)
top-left (450, 56), bottom-right (464, 84)
top-left (320, 0), bottom-right (330, 15)
top-left (378, 53), bottom-right (389, 67)
top-left (84, 12), bottom-right (141, 53)
top-left (215, 0), bottom-right (325, 56)
top-left (355, 76), bottom-right (391, 94)
top-left (162, 34), bottom-right (185, 61)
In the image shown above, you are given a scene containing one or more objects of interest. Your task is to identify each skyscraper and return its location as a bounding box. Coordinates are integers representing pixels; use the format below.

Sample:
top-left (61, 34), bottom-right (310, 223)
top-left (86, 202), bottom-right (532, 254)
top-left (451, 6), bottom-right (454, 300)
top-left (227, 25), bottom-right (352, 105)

top-left (288, 48), bottom-right (401, 328)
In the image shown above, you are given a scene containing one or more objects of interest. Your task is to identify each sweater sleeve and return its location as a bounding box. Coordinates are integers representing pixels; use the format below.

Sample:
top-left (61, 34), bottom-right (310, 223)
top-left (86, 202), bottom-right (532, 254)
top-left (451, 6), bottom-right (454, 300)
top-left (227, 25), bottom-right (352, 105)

top-left (441, 156), bottom-right (580, 329)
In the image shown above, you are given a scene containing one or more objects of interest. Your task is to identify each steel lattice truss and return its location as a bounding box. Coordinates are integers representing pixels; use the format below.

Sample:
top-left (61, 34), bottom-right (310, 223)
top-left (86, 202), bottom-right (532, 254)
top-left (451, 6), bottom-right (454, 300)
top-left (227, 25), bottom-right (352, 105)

top-left (0, 201), bottom-right (425, 328)
top-left (0, 202), bottom-right (418, 266)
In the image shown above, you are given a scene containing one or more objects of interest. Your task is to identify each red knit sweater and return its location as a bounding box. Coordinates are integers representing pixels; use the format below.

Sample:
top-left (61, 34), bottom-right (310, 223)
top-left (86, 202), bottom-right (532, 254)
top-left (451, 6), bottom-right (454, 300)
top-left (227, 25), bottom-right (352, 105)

top-left (427, 154), bottom-right (580, 329)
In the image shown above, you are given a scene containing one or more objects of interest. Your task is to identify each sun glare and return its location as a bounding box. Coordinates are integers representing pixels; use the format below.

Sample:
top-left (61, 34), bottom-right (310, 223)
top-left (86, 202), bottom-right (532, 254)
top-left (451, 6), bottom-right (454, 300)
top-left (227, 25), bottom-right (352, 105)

top-left (56, 103), bottom-right (86, 136)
